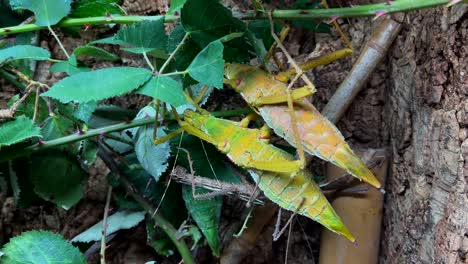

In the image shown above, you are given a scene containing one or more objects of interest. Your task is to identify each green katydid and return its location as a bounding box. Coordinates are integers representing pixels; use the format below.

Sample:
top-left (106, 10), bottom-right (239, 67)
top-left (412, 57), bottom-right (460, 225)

top-left (167, 108), bottom-right (355, 242)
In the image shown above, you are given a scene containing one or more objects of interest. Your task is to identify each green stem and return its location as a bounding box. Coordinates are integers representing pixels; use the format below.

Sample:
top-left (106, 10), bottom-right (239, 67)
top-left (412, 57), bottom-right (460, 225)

top-left (0, 15), bottom-right (176, 36)
top-left (47, 26), bottom-right (70, 59)
top-left (238, 0), bottom-right (452, 20)
top-left (160, 70), bottom-right (188, 77)
top-left (142, 51), bottom-right (155, 72)
top-left (159, 32), bottom-right (190, 74)
top-left (0, 108), bottom-right (253, 162)
top-left (100, 186), bottom-right (112, 264)
top-left (0, 1), bottom-right (454, 37)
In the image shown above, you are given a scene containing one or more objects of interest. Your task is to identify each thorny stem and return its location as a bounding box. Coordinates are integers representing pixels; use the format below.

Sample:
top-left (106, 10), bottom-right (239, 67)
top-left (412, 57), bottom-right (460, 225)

top-left (47, 26), bottom-right (70, 59)
top-left (100, 186), bottom-right (113, 264)
top-left (159, 33), bottom-right (190, 74)
top-left (98, 144), bottom-right (195, 264)
top-left (0, 108), bottom-right (253, 162)
top-left (0, 1), bottom-right (458, 37)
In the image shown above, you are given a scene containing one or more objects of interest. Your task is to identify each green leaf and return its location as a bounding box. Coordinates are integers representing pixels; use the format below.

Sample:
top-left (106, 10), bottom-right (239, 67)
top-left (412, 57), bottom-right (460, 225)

top-left (0, 116), bottom-right (41, 149)
top-left (42, 67), bottom-right (152, 103)
top-left (70, 0), bottom-right (121, 17)
top-left (247, 20), bottom-right (282, 51)
top-left (1, 230), bottom-right (86, 264)
top-left (74, 45), bottom-right (120, 61)
top-left (0, 45), bottom-right (50, 63)
top-left (41, 116), bottom-right (73, 141)
top-left (115, 19), bottom-right (168, 54)
top-left (89, 36), bottom-right (126, 46)
top-left (137, 76), bottom-right (186, 106)
top-left (187, 40), bottom-right (224, 88)
top-left (182, 185), bottom-right (221, 256)
top-left (181, 0), bottom-right (246, 46)
top-left (50, 54), bottom-right (91, 75)
top-left (10, 0), bottom-right (72, 26)
top-left (50, 60), bottom-right (91, 75)
top-left (30, 153), bottom-right (87, 209)
top-left (168, 0), bottom-right (186, 15)
top-left (73, 101), bottom-right (98, 123)
top-left (71, 210), bottom-right (146, 242)
top-left (132, 107), bottom-right (171, 182)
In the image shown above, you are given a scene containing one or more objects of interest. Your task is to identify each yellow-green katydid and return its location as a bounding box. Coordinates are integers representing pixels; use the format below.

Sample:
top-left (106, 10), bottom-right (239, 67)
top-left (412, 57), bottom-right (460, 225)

top-left (171, 108), bottom-right (355, 242)
top-left (224, 62), bottom-right (381, 189)
top-left (223, 10), bottom-right (382, 189)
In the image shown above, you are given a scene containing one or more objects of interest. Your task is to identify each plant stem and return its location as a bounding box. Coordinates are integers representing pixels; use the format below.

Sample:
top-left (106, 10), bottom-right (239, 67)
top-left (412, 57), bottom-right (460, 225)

top-left (100, 186), bottom-right (112, 264)
top-left (160, 70), bottom-right (188, 77)
top-left (97, 145), bottom-right (195, 264)
top-left (47, 26), bottom-right (70, 59)
top-left (238, 0), bottom-right (452, 20)
top-left (142, 51), bottom-right (155, 72)
top-left (159, 32), bottom-right (190, 74)
top-left (0, 15), bottom-right (176, 36)
top-left (0, 0), bottom-right (454, 37)
top-left (0, 108), bottom-right (253, 162)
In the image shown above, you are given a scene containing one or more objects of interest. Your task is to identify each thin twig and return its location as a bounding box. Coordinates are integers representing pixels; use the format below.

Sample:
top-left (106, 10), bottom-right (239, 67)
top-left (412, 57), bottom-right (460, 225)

top-left (47, 26), bottom-right (70, 59)
top-left (159, 32), bottom-right (190, 74)
top-left (100, 186), bottom-right (113, 264)
top-left (268, 11), bottom-right (312, 167)
top-left (233, 206), bottom-right (254, 237)
top-left (285, 217), bottom-right (294, 264)
top-left (272, 198), bottom-right (305, 241)
top-left (32, 87), bottom-right (40, 123)
top-left (142, 51), bottom-right (155, 72)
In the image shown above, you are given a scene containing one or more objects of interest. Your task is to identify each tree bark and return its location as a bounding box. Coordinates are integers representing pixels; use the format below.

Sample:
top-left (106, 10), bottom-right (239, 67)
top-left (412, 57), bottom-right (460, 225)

top-left (381, 4), bottom-right (468, 264)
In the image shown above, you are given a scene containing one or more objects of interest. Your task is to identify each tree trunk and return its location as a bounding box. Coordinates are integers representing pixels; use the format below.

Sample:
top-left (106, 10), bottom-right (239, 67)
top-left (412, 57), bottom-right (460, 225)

top-left (381, 5), bottom-right (467, 264)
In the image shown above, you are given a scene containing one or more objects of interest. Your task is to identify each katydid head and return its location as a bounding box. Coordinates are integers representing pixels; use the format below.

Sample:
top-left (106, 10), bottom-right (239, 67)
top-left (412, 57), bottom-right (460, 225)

top-left (224, 63), bottom-right (253, 92)
top-left (183, 109), bottom-right (208, 130)
top-left (183, 109), bottom-right (236, 147)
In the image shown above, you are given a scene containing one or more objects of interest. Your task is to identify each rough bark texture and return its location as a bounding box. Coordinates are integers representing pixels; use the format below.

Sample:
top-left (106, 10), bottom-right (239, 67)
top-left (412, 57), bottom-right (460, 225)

top-left (381, 5), bottom-right (468, 264)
